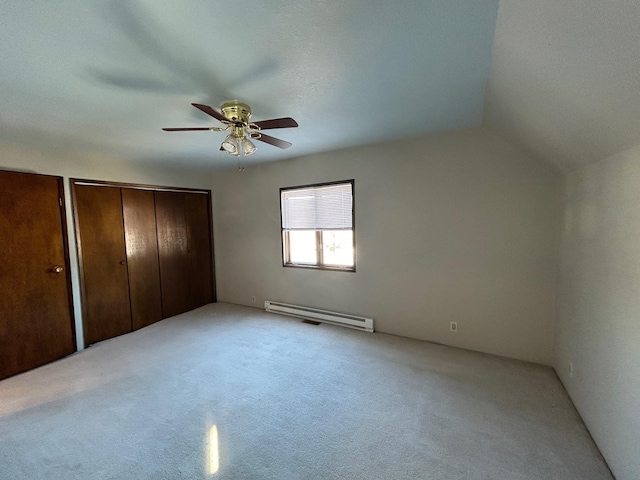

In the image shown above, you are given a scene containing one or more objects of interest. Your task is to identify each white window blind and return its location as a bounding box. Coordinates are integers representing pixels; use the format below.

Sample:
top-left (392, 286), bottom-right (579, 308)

top-left (281, 182), bottom-right (353, 231)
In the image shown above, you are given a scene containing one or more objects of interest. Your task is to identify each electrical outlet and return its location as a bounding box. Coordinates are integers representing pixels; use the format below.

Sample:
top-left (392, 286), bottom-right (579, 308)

top-left (251, 295), bottom-right (256, 303)
top-left (450, 322), bottom-right (458, 332)
top-left (569, 361), bottom-right (573, 378)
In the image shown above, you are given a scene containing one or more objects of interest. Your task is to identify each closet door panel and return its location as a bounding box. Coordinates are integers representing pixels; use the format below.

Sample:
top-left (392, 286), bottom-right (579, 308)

top-left (75, 185), bottom-right (131, 345)
top-left (0, 171), bottom-right (75, 380)
top-left (122, 188), bottom-right (163, 330)
top-left (155, 191), bottom-right (191, 318)
top-left (186, 193), bottom-right (214, 309)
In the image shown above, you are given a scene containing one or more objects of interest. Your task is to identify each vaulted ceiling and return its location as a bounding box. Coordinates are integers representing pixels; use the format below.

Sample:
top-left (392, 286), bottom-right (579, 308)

top-left (486, 0), bottom-right (640, 172)
top-left (1, 1), bottom-right (638, 172)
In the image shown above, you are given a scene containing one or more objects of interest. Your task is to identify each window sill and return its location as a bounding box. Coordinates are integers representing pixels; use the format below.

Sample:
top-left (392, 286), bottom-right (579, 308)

top-left (283, 263), bottom-right (355, 273)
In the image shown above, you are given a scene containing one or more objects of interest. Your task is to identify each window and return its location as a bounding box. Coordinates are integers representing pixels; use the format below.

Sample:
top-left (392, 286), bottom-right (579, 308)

top-left (281, 180), bottom-right (355, 271)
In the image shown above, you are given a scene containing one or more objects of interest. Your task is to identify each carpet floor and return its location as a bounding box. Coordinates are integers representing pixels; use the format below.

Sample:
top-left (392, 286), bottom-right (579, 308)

top-left (0, 302), bottom-right (612, 479)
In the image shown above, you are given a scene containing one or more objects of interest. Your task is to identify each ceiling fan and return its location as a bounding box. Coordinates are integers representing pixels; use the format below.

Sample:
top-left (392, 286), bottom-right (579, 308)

top-left (163, 101), bottom-right (298, 156)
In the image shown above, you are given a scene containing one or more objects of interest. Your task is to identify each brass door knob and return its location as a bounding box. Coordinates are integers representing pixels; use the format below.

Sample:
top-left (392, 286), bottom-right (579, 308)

top-left (52, 265), bottom-right (64, 273)
top-left (120, 261), bottom-right (127, 265)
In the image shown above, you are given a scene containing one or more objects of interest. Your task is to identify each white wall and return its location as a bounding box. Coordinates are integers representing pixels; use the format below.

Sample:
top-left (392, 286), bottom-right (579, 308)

top-left (211, 127), bottom-right (562, 364)
top-left (0, 143), bottom-right (213, 349)
top-left (556, 144), bottom-right (640, 480)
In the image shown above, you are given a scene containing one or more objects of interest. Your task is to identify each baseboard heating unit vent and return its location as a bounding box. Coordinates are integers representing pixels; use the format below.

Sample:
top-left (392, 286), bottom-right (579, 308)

top-left (264, 301), bottom-right (374, 333)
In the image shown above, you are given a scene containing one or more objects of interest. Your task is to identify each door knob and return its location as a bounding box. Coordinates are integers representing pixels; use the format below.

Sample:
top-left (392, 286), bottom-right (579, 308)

top-left (52, 265), bottom-right (64, 273)
top-left (120, 261), bottom-right (127, 266)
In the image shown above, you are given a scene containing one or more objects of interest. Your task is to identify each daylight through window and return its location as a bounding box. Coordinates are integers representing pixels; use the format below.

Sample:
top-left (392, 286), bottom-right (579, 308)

top-left (281, 180), bottom-right (355, 271)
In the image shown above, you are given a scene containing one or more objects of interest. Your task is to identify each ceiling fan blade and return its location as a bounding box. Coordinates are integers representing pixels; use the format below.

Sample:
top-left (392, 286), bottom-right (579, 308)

top-left (253, 117), bottom-right (298, 130)
top-left (254, 132), bottom-right (292, 149)
top-left (192, 103), bottom-right (227, 123)
top-left (162, 127), bottom-right (212, 131)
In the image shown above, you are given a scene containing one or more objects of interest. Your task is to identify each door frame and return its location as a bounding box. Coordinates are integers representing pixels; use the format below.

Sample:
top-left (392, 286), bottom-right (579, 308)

top-left (58, 175), bottom-right (78, 352)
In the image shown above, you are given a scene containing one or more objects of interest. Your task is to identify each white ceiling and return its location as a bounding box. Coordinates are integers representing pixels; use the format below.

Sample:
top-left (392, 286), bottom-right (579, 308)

top-left (1, 1), bottom-right (638, 172)
top-left (486, 0), bottom-right (640, 172)
top-left (0, 1), bottom-right (497, 169)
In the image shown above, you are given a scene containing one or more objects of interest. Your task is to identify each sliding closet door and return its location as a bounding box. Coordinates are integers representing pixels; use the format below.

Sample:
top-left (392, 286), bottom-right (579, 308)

top-left (122, 188), bottom-right (163, 330)
top-left (0, 171), bottom-right (75, 380)
top-left (155, 191), bottom-right (191, 318)
top-left (73, 181), bottom-right (215, 342)
top-left (186, 192), bottom-right (214, 309)
top-left (74, 185), bottom-right (132, 345)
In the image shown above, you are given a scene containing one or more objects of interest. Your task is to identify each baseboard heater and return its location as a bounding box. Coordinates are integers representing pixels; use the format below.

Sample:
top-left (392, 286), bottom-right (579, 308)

top-left (264, 301), bottom-right (374, 333)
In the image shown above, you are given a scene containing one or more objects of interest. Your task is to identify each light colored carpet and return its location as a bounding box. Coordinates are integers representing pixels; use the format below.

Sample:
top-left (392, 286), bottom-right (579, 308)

top-left (0, 303), bottom-right (612, 479)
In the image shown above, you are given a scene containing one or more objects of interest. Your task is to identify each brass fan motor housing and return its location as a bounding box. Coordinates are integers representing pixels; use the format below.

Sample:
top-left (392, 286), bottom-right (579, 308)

top-left (221, 101), bottom-right (252, 124)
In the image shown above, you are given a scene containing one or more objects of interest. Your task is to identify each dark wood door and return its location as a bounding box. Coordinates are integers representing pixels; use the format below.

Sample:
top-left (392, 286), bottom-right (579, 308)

top-left (155, 191), bottom-right (191, 318)
top-left (74, 185), bottom-right (132, 345)
top-left (122, 188), bottom-right (163, 330)
top-left (186, 193), bottom-right (214, 309)
top-left (0, 171), bottom-right (75, 380)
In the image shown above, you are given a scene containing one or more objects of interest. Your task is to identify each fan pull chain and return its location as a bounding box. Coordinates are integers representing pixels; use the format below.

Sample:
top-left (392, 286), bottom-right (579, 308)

top-left (237, 139), bottom-right (246, 172)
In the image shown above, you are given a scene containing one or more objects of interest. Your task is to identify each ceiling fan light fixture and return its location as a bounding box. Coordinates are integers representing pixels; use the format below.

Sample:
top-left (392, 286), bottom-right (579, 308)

top-left (221, 134), bottom-right (239, 155)
top-left (241, 137), bottom-right (257, 156)
top-left (164, 102), bottom-right (298, 158)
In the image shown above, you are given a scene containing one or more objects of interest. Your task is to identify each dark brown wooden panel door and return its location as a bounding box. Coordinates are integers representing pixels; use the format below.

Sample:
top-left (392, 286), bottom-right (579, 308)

top-left (186, 193), bottom-right (214, 309)
top-left (155, 191), bottom-right (191, 318)
top-left (122, 188), bottom-right (163, 330)
top-left (74, 185), bottom-right (131, 345)
top-left (0, 171), bottom-right (75, 380)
